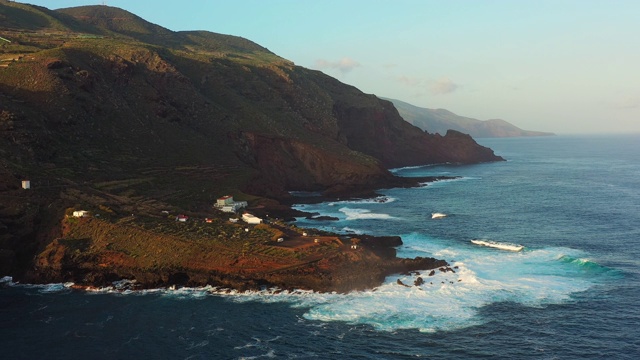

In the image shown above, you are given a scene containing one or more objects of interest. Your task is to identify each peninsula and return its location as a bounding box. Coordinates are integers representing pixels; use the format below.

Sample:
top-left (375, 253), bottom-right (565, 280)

top-left (0, 2), bottom-right (502, 292)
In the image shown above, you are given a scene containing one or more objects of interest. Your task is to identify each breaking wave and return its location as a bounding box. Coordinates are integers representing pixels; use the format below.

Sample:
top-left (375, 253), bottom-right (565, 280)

top-left (220, 233), bottom-right (614, 333)
top-left (2, 233), bottom-right (614, 334)
top-left (339, 207), bottom-right (397, 221)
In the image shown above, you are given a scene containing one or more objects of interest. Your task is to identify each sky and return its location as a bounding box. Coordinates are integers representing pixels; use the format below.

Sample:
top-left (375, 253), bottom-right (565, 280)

top-left (21, 0), bottom-right (640, 134)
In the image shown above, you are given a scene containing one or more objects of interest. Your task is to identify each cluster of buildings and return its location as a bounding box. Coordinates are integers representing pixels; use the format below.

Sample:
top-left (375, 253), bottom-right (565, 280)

top-left (68, 194), bottom-right (263, 226)
top-left (214, 195), bottom-right (248, 213)
top-left (214, 195), bottom-right (262, 223)
top-left (172, 196), bottom-right (262, 224)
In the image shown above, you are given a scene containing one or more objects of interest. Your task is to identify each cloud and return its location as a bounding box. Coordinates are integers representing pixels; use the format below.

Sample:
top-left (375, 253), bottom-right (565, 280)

top-left (618, 97), bottom-right (640, 109)
top-left (430, 77), bottom-right (459, 95)
top-left (315, 57), bottom-right (361, 75)
top-left (397, 76), bottom-right (421, 87)
top-left (394, 75), bottom-right (461, 96)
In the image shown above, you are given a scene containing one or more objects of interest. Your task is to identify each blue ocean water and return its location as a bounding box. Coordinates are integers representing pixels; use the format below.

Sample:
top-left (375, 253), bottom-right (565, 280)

top-left (2, 135), bottom-right (640, 359)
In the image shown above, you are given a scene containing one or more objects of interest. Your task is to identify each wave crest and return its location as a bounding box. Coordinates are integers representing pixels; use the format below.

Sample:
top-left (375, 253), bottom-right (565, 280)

top-left (339, 207), bottom-right (396, 220)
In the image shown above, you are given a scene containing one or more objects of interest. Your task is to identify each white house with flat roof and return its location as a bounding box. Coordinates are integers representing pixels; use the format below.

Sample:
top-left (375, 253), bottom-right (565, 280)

top-left (214, 195), bottom-right (247, 213)
top-left (242, 212), bottom-right (262, 224)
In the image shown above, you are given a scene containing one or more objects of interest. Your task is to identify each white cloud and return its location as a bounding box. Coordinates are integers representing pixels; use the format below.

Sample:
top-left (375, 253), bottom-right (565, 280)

top-left (315, 57), bottom-right (361, 75)
top-left (617, 96), bottom-right (640, 109)
top-left (430, 77), bottom-right (459, 95)
top-left (394, 75), bottom-right (461, 96)
top-left (397, 76), bottom-right (421, 87)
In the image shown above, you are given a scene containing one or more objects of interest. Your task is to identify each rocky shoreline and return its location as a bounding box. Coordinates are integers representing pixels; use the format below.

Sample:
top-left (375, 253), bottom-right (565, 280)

top-left (7, 176), bottom-right (453, 294)
top-left (19, 219), bottom-right (448, 293)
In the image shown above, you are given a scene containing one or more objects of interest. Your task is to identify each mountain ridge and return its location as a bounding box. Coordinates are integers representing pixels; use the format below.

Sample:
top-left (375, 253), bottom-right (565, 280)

top-left (385, 97), bottom-right (554, 138)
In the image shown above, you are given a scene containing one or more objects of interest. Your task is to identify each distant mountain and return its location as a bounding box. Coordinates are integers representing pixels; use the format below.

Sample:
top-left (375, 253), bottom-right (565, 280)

top-left (385, 98), bottom-right (554, 138)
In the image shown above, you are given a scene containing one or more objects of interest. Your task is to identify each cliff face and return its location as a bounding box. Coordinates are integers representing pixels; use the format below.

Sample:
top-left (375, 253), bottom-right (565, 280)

top-left (333, 98), bottom-right (502, 167)
top-left (235, 132), bottom-right (394, 197)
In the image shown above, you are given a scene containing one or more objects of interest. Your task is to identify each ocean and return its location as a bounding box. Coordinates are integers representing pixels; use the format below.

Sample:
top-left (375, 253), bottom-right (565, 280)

top-left (2, 134), bottom-right (639, 359)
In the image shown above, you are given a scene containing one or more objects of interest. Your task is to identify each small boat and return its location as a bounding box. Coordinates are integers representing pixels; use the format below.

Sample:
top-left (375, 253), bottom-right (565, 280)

top-left (431, 212), bottom-right (447, 219)
top-left (470, 239), bottom-right (524, 252)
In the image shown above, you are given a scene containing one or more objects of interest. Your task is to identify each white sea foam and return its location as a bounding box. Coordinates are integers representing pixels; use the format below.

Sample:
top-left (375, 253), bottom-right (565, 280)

top-left (339, 207), bottom-right (396, 220)
top-left (338, 196), bottom-right (397, 205)
top-left (234, 336), bottom-right (279, 359)
top-left (389, 165), bottom-right (432, 173)
top-left (251, 233), bottom-right (606, 332)
top-left (16, 282), bottom-right (75, 293)
top-left (161, 286), bottom-right (213, 299)
top-left (210, 232), bottom-right (605, 333)
top-left (10, 225), bottom-right (604, 334)
top-left (340, 226), bottom-right (364, 234)
top-left (294, 196), bottom-right (396, 211)
top-left (7, 233), bottom-right (607, 333)
top-left (418, 176), bottom-right (479, 187)
top-left (5, 218), bottom-right (609, 335)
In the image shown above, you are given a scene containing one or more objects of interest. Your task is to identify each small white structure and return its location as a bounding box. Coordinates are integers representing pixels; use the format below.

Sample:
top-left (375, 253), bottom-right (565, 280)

top-left (242, 212), bottom-right (262, 224)
top-left (431, 212), bottom-right (447, 219)
top-left (73, 210), bottom-right (89, 218)
top-left (214, 195), bottom-right (248, 213)
top-left (21, 180), bottom-right (30, 190)
top-left (175, 214), bottom-right (189, 222)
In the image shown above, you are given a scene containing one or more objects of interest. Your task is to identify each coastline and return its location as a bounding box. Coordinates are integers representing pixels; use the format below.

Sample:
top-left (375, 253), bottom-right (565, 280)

top-left (7, 176), bottom-right (454, 294)
top-left (19, 219), bottom-right (448, 293)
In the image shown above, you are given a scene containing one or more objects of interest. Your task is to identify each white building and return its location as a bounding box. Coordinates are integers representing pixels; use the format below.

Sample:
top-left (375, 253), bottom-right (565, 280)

top-left (216, 195), bottom-right (234, 207)
top-left (242, 212), bottom-right (262, 224)
top-left (214, 195), bottom-right (248, 213)
top-left (21, 180), bottom-right (30, 190)
top-left (72, 210), bottom-right (90, 218)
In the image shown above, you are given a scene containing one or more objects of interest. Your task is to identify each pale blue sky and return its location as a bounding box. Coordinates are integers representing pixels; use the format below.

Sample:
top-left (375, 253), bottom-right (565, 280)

top-left (22, 1), bottom-right (640, 134)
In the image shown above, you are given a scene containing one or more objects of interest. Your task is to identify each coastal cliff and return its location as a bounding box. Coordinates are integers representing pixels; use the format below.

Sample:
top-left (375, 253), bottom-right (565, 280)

top-left (0, 2), bottom-right (500, 291)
